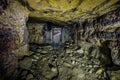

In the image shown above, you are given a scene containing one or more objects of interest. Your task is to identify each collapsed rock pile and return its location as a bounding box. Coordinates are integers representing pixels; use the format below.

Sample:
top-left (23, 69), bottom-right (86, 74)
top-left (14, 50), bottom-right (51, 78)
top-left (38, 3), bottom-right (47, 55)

top-left (16, 42), bottom-right (120, 80)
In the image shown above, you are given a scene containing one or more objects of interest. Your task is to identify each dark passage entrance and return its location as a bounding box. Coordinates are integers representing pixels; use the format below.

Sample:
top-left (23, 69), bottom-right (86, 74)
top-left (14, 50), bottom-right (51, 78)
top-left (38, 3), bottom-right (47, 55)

top-left (52, 27), bottom-right (62, 46)
top-left (43, 24), bottom-right (71, 46)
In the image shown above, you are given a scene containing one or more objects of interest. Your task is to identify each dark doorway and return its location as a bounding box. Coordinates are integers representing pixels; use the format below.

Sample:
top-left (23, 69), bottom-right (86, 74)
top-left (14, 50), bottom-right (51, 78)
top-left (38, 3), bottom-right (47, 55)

top-left (52, 27), bottom-right (62, 45)
top-left (43, 24), bottom-right (71, 46)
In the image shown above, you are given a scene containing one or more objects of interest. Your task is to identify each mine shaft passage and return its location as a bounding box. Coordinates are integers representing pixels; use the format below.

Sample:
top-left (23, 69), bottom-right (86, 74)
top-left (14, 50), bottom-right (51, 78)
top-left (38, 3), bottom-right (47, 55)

top-left (43, 24), bottom-right (72, 46)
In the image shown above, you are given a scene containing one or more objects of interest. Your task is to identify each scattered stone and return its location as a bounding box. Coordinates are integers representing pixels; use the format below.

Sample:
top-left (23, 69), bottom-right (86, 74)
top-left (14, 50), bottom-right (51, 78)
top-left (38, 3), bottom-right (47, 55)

top-left (76, 49), bottom-right (84, 54)
top-left (17, 42), bottom-right (118, 80)
top-left (41, 50), bottom-right (48, 54)
top-left (96, 68), bottom-right (104, 75)
top-left (19, 57), bottom-right (32, 69)
top-left (21, 71), bottom-right (28, 76)
top-left (33, 55), bottom-right (39, 60)
top-left (26, 74), bottom-right (34, 80)
top-left (107, 70), bottom-right (120, 80)
top-left (66, 49), bottom-right (73, 53)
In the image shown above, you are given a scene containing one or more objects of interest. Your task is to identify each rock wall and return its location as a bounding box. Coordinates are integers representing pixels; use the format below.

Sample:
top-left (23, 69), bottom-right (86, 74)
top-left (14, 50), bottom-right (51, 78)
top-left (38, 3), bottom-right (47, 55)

top-left (0, 0), bottom-right (29, 56)
top-left (22, 0), bottom-right (119, 24)
top-left (79, 8), bottom-right (120, 40)
top-left (27, 23), bottom-right (44, 44)
top-left (67, 9), bottom-right (120, 80)
top-left (73, 8), bottom-right (120, 66)
top-left (0, 0), bottom-right (30, 79)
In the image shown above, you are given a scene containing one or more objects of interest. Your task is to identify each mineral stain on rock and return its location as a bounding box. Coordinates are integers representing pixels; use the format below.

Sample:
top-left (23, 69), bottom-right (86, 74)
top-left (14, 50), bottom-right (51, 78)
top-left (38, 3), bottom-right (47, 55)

top-left (0, 0), bottom-right (120, 80)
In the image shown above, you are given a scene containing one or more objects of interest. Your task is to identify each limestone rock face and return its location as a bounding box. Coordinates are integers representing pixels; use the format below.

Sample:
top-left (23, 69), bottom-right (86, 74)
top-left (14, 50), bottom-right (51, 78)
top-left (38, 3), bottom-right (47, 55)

top-left (20, 0), bottom-right (119, 23)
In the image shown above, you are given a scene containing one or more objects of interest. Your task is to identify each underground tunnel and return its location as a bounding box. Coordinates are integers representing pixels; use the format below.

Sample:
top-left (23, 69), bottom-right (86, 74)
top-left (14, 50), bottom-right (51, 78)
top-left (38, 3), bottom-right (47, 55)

top-left (0, 0), bottom-right (120, 80)
top-left (27, 22), bottom-right (72, 46)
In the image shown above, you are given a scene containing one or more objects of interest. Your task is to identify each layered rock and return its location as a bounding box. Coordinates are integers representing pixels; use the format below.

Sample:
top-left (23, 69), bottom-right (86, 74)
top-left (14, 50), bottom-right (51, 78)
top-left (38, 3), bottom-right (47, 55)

top-left (19, 0), bottom-right (119, 24)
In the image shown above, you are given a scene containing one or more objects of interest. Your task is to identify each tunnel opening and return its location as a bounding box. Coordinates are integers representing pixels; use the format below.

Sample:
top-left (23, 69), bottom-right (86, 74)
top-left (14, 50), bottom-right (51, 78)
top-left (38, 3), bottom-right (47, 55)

top-left (27, 22), bottom-right (72, 47)
top-left (43, 23), bottom-right (72, 46)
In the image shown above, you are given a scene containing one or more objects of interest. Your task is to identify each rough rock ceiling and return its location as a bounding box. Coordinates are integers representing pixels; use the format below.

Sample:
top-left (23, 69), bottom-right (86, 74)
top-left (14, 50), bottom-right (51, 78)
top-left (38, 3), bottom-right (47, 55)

top-left (20, 0), bottom-right (120, 24)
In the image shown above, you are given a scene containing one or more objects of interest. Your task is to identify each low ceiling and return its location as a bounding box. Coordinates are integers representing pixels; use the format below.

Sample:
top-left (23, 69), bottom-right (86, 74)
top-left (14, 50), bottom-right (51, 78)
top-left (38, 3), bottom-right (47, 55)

top-left (20, 0), bottom-right (120, 24)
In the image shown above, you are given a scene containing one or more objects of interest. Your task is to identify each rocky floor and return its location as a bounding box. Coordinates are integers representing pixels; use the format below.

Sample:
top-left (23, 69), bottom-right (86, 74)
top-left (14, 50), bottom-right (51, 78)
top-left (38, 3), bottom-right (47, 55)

top-left (16, 42), bottom-right (120, 80)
